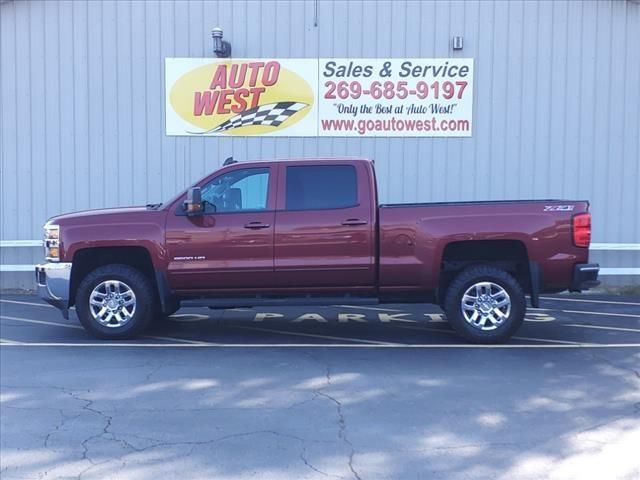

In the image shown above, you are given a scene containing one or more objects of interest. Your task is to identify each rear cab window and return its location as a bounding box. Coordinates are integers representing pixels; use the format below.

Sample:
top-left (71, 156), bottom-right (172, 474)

top-left (285, 165), bottom-right (358, 211)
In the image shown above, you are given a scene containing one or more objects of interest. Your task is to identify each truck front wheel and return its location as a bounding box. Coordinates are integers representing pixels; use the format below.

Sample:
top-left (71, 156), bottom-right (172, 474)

top-left (76, 264), bottom-right (154, 339)
top-left (444, 265), bottom-right (526, 344)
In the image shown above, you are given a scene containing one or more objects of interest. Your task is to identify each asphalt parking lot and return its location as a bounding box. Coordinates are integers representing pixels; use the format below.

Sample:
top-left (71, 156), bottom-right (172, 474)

top-left (1, 294), bottom-right (639, 480)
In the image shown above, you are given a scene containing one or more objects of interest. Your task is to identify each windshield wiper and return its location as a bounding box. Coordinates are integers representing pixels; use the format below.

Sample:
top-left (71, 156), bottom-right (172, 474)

top-left (146, 203), bottom-right (162, 210)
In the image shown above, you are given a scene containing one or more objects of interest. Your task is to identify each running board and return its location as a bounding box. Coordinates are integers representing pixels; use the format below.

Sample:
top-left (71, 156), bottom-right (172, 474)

top-left (180, 296), bottom-right (379, 309)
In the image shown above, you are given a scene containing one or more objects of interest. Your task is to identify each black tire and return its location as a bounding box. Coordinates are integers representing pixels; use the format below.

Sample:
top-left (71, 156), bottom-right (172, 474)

top-left (444, 265), bottom-right (526, 344)
top-left (76, 264), bottom-right (155, 340)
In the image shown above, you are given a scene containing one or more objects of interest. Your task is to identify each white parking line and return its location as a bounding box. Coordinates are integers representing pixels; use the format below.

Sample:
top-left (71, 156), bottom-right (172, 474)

top-left (3, 309), bottom-right (638, 349)
top-left (0, 313), bottom-right (426, 346)
top-left (559, 309), bottom-right (640, 319)
top-left (3, 297), bottom-right (637, 316)
top-left (0, 299), bottom-right (53, 308)
top-left (333, 304), bottom-right (405, 312)
top-left (539, 296), bottom-right (640, 306)
top-left (0, 315), bottom-right (82, 329)
top-left (390, 324), bottom-right (454, 334)
top-left (511, 336), bottom-right (584, 345)
top-left (143, 335), bottom-right (214, 345)
top-left (530, 307), bottom-right (640, 319)
top-left (1, 314), bottom-right (584, 347)
top-left (562, 324), bottom-right (640, 333)
top-left (391, 323), bottom-right (583, 345)
top-left (232, 325), bottom-right (401, 345)
top-left (0, 315), bottom-right (211, 345)
top-left (1, 342), bottom-right (639, 349)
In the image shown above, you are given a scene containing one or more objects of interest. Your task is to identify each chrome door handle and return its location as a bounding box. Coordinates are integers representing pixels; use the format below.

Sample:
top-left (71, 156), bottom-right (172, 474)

top-left (341, 219), bottom-right (368, 226)
top-left (244, 222), bottom-right (271, 229)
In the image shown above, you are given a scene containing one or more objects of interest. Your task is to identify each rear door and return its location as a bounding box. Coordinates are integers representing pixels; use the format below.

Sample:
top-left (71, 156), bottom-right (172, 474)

top-left (273, 162), bottom-right (375, 290)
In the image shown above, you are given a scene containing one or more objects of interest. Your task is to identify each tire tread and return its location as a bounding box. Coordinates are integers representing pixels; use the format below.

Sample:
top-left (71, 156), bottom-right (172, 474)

top-left (75, 264), bottom-right (154, 339)
top-left (444, 265), bottom-right (526, 344)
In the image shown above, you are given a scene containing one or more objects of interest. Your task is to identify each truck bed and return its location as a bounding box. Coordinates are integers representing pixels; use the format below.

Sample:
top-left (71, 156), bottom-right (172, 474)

top-left (377, 199), bottom-right (591, 292)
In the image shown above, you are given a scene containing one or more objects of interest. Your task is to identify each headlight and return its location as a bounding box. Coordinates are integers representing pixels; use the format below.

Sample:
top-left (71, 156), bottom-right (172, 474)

top-left (44, 224), bottom-right (60, 262)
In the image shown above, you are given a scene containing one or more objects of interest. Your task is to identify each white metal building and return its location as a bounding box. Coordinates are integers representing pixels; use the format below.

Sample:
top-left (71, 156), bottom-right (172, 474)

top-left (1, 0), bottom-right (639, 289)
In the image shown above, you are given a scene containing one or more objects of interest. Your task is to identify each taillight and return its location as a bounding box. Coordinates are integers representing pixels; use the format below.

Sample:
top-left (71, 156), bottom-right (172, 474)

top-left (573, 213), bottom-right (591, 248)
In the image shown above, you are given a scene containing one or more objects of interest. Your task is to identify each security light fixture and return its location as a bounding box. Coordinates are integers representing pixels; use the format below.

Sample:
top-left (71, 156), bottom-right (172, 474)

top-left (212, 27), bottom-right (232, 58)
top-left (452, 36), bottom-right (464, 50)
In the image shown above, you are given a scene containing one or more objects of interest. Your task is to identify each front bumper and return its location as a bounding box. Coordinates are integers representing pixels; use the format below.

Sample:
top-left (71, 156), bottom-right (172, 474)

top-left (35, 262), bottom-right (72, 318)
top-left (570, 263), bottom-right (600, 292)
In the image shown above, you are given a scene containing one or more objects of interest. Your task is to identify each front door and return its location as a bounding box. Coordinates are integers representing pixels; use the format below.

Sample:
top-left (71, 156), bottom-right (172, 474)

top-left (166, 165), bottom-right (276, 291)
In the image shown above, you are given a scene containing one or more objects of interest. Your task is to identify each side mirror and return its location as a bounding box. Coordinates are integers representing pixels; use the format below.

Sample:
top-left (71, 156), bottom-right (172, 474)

top-left (183, 187), bottom-right (203, 216)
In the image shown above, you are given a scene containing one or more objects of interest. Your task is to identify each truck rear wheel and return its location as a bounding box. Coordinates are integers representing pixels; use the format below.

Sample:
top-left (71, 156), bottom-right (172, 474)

top-left (444, 265), bottom-right (526, 344)
top-left (76, 264), bottom-right (154, 339)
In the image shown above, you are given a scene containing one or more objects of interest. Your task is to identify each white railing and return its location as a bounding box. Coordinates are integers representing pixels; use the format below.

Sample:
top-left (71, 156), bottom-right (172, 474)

top-left (1, 240), bottom-right (639, 274)
top-left (590, 243), bottom-right (640, 251)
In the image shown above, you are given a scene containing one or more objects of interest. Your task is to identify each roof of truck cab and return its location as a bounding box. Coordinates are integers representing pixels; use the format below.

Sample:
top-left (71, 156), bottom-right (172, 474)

top-left (225, 157), bottom-right (373, 168)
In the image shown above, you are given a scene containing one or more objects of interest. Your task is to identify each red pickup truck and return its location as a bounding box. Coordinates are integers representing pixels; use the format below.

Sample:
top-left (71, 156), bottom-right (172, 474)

top-left (36, 157), bottom-right (599, 343)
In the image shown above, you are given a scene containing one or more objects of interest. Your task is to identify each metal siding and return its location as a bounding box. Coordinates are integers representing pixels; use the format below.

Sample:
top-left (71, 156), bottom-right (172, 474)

top-left (1, 0), bottom-right (639, 289)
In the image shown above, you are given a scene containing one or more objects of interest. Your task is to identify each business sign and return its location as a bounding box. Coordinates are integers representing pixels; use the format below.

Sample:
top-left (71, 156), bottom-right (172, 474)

top-left (165, 58), bottom-right (473, 137)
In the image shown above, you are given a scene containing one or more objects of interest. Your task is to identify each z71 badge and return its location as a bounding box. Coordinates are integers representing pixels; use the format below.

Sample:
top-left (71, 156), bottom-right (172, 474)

top-left (544, 205), bottom-right (574, 212)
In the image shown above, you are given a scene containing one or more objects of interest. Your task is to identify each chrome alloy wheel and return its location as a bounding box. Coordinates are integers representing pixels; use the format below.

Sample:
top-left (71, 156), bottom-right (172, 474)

top-left (89, 280), bottom-right (136, 328)
top-left (460, 281), bottom-right (511, 331)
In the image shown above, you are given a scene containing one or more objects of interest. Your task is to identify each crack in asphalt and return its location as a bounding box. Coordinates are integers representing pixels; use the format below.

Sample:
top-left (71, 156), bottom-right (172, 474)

top-left (5, 329), bottom-right (636, 480)
top-left (581, 349), bottom-right (640, 422)
top-left (1, 379), bottom-right (336, 478)
top-left (314, 366), bottom-right (363, 480)
top-left (316, 390), bottom-right (362, 480)
top-left (301, 351), bottom-right (364, 480)
top-left (43, 409), bottom-right (68, 449)
top-left (587, 350), bottom-right (640, 381)
top-left (143, 359), bottom-right (166, 383)
top-left (73, 394), bottom-right (116, 480)
top-left (174, 430), bottom-right (338, 479)
top-left (20, 386), bottom-right (151, 480)
top-left (13, 382), bottom-right (337, 479)
top-left (89, 429), bottom-right (334, 479)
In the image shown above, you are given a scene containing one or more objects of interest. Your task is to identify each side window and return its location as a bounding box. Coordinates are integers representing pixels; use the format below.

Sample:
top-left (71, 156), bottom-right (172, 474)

top-left (285, 165), bottom-right (358, 211)
top-left (200, 168), bottom-right (269, 213)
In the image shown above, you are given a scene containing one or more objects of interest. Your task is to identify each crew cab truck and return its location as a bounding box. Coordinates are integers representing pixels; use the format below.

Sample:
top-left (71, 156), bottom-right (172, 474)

top-left (36, 158), bottom-right (599, 343)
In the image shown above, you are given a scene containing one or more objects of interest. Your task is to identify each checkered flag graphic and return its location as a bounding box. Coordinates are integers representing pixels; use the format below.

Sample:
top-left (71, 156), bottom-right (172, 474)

top-left (208, 101), bottom-right (309, 133)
